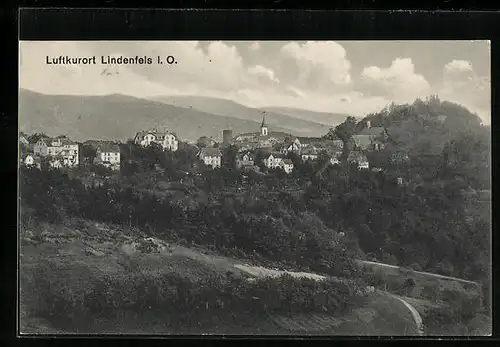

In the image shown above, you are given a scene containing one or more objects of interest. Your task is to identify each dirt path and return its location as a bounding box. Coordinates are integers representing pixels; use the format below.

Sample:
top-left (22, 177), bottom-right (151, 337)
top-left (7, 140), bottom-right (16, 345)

top-left (358, 260), bottom-right (480, 287)
top-left (234, 264), bottom-right (327, 280)
top-left (391, 294), bottom-right (425, 335)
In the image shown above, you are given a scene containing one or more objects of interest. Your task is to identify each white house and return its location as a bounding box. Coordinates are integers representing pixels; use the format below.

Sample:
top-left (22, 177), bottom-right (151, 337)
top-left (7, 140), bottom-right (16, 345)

top-left (198, 147), bottom-right (222, 168)
top-left (280, 138), bottom-right (302, 155)
top-left (280, 159), bottom-right (294, 174)
top-left (19, 135), bottom-right (30, 146)
top-left (236, 152), bottom-right (255, 168)
top-left (95, 143), bottom-right (121, 170)
top-left (33, 137), bottom-right (79, 167)
top-left (24, 154), bottom-right (35, 166)
top-left (348, 151), bottom-right (369, 170)
top-left (20, 154), bottom-right (41, 169)
top-left (134, 130), bottom-right (179, 151)
top-left (264, 153), bottom-right (285, 169)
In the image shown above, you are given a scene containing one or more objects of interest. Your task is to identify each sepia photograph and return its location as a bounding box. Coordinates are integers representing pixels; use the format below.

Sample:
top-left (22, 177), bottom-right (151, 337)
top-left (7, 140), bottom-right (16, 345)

top-left (18, 40), bottom-right (491, 336)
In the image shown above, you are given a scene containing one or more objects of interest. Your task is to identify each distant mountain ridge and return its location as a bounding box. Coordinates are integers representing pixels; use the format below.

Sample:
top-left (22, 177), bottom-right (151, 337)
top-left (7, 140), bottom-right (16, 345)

top-left (149, 95), bottom-right (332, 136)
top-left (261, 106), bottom-right (352, 126)
top-left (19, 90), bottom-right (327, 143)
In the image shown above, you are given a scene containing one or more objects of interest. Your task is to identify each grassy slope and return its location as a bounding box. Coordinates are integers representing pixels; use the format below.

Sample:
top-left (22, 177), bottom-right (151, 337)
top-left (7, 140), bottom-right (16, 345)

top-left (20, 219), bottom-right (423, 335)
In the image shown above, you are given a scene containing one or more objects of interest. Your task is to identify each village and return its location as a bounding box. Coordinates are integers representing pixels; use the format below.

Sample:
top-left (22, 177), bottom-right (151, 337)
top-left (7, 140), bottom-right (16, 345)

top-left (19, 114), bottom-right (413, 182)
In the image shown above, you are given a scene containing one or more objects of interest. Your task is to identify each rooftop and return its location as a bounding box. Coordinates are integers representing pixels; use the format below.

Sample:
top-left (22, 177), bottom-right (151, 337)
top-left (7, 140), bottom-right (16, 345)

top-left (268, 152), bottom-right (285, 158)
top-left (135, 129), bottom-right (178, 138)
top-left (39, 137), bottom-right (77, 146)
top-left (199, 147), bottom-right (222, 157)
top-left (237, 151), bottom-right (254, 159)
top-left (97, 143), bottom-right (121, 153)
top-left (301, 146), bottom-right (318, 155)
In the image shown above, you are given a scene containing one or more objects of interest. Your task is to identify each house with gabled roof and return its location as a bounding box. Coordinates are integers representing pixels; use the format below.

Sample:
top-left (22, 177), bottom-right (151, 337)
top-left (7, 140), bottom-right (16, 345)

top-left (278, 137), bottom-right (302, 155)
top-left (134, 129), bottom-right (179, 151)
top-left (352, 122), bottom-right (389, 151)
top-left (19, 134), bottom-right (30, 146)
top-left (236, 151), bottom-right (255, 169)
top-left (95, 143), bottom-right (121, 170)
top-left (320, 132), bottom-right (344, 149)
top-left (198, 147), bottom-right (222, 168)
top-left (20, 153), bottom-right (41, 169)
top-left (264, 152), bottom-right (286, 169)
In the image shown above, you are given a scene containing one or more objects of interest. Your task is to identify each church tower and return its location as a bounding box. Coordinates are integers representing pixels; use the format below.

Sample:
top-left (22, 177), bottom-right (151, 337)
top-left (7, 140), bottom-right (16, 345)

top-left (260, 114), bottom-right (268, 136)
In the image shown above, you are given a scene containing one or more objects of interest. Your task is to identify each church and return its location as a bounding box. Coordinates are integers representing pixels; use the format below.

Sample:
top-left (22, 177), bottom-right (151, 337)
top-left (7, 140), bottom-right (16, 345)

top-left (232, 114), bottom-right (288, 150)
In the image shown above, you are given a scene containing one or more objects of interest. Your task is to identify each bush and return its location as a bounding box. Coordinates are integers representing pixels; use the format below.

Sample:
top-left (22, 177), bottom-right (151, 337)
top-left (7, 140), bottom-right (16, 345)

top-left (22, 254), bottom-right (364, 332)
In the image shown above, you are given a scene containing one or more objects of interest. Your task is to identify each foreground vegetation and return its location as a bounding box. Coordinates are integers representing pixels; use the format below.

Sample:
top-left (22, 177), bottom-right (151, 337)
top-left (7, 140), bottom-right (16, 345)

top-left (20, 220), bottom-right (368, 334)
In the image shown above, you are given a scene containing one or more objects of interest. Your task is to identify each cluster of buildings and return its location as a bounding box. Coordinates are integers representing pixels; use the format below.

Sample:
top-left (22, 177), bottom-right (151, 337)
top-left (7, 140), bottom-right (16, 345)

top-left (194, 116), bottom-right (387, 173)
top-left (19, 135), bottom-right (122, 171)
top-left (20, 135), bottom-right (80, 169)
top-left (20, 115), bottom-right (402, 176)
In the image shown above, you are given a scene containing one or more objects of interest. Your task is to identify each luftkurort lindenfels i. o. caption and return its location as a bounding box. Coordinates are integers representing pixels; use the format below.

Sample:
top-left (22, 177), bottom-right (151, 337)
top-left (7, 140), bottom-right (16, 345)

top-left (46, 55), bottom-right (178, 65)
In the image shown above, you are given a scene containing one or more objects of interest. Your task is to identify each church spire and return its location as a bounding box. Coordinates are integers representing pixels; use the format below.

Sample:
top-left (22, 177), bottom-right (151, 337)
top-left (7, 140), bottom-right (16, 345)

top-left (260, 113), bottom-right (268, 136)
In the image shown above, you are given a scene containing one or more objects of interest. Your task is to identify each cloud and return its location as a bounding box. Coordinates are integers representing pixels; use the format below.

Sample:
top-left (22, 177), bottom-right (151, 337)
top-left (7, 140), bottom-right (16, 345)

top-left (17, 41), bottom-right (407, 119)
top-left (361, 58), bottom-right (431, 102)
top-left (247, 65), bottom-right (280, 84)
top-left (249, 42), bottom-right (261, 51)
top-left (438, 59), bottom-right (490, 123)
top-left (444, 59), bottom-right (473, 74)
top-left (280, 41), bottom-right (352, 90)
top-left (19, 41), bottom-right (490, 124)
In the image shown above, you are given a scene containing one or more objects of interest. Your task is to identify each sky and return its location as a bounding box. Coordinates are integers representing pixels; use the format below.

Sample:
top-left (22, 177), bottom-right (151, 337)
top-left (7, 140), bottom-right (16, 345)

top-left (19, 40), bottom-right (491, 124)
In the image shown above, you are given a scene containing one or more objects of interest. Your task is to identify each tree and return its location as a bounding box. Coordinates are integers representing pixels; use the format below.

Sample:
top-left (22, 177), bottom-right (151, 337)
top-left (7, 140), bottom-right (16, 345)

top-left (403, 277), bottom-right (416, 296)
top-left (254, 150), bottom-right (267, 172)
top-left (355, 224), bottom-right (376, 253)
top-left (333, 116), bottom-right (357, 143)
top-left (324, 116), bottom-right (358, 160)
top-left (81, 144), bottom-right (97, 164)
top-left (91, 164), bottom-right (113, 177)
top-left (196, 136), bottom-right (212, 148)
top-left (27, 132), bottom-right (49, 144)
